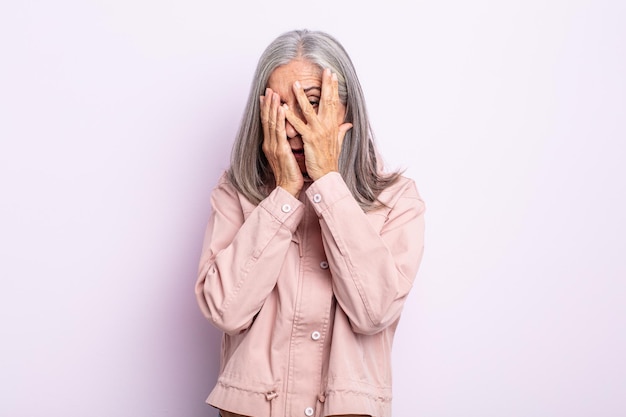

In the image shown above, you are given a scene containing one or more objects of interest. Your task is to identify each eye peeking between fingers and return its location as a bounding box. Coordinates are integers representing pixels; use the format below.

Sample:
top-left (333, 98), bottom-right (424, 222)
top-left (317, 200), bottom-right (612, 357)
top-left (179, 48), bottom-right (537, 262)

top-left (308, 97), bottom-right (320, 109)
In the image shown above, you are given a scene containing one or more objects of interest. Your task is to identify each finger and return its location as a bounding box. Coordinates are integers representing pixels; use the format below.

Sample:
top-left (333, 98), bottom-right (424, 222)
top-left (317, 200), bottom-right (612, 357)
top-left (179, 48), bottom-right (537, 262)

top-left (332, 71), bottom-right (340, 116)
top-left (292, 80), bottom-right (320, 128)
top-left (269, 91), bottom-right (279, 131)
top-left (260, 88), bottom-right (272, 120)
top-left (319, 68), bottom-right (336, 119)
top-left (260, 99), bottom-right (269, 139)
top-left (262, 90), bottom-right (281, 162)
top-left (275, 105), bottom-right (287, 146)
top-left (275, 106), bottom-right (299, 174)
top-left (260, 88), bottom-right (274, 132)
top-left (260, 89), bottom-right (271, 155)
top-left (267, 92), bottom-right (281, 152)
top-left (283, 103), bottom-right (308, 135)
top-left (337, 122), bottom-right (353, 149)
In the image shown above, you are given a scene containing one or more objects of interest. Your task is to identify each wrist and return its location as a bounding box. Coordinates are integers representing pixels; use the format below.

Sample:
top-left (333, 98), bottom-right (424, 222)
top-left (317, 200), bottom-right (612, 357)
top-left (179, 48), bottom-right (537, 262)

top-left (278, 183), bottom-right (302, 198)
top-left (309, 168), bottom-right (338, 182)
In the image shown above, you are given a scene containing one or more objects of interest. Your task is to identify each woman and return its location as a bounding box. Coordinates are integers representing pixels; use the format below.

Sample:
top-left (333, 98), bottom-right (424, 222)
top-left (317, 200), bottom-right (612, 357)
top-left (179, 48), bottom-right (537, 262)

top-left (196, 29), bottom-right (425, 417)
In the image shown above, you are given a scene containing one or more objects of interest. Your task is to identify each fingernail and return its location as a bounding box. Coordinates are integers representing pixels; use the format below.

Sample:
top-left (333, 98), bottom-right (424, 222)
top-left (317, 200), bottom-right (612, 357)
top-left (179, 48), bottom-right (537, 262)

top-left (331, 72), bottom-right (338, 81)
top-left (282, 103), bottom-right (289, 110)
top-left (265, 88), bottom-right (270, 95)
top-left (294, 81), bottom-right (301, 89)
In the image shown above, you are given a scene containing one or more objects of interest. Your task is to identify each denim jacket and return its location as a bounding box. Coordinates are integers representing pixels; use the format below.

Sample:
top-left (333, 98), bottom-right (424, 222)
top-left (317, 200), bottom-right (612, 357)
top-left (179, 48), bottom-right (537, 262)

top-left (196, 172), bottom-right (425, 417)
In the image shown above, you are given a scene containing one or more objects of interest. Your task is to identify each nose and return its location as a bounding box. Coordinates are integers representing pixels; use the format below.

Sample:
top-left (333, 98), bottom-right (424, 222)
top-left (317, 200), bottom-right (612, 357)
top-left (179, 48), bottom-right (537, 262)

top-left (285, 120), bottom-right (298, 139)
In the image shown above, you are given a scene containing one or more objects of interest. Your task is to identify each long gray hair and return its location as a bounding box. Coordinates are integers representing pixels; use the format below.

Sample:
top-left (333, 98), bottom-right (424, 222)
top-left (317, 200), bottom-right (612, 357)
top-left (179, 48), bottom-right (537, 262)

top-left (227, 29), bottom-right (401, 211)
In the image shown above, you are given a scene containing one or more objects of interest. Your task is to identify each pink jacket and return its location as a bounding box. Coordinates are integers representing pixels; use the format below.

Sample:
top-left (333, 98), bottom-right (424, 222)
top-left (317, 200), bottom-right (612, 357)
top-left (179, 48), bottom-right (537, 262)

top-left (196, 172), bottom-right (425, 417)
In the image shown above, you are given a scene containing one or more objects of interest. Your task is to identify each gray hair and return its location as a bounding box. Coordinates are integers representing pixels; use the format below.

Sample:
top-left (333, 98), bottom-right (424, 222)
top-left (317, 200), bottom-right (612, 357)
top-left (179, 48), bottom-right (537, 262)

top-left (227, 29), bottom-right (401, 211)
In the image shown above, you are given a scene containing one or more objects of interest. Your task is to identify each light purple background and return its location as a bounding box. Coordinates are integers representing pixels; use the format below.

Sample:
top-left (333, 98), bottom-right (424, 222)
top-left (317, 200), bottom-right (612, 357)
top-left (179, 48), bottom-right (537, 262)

top-left (1, 1), bottom-right (624, 416)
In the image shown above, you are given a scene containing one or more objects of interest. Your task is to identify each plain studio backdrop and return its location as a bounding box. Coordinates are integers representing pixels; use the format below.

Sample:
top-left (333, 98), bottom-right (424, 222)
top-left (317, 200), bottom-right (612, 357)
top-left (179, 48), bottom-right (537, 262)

top-left (1, 1), bottom-right (624, 416)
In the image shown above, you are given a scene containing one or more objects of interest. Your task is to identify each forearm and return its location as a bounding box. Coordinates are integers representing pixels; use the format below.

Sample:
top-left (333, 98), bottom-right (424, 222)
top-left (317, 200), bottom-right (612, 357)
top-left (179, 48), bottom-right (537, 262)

top-left (306, 173), bottom-right (425, 334)
top-left (196, 185), bottom-right (303, 334)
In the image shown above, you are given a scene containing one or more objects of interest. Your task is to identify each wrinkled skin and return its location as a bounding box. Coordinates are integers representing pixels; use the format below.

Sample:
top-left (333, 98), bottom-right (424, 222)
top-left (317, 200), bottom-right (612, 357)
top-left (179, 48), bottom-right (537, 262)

top-left (260, 60), bottom-right (352, 197)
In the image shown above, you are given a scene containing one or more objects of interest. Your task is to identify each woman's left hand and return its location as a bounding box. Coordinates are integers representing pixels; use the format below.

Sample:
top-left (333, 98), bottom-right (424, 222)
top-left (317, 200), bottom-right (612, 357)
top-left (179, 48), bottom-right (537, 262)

top-left (283, 68), bottom-right (353, 181)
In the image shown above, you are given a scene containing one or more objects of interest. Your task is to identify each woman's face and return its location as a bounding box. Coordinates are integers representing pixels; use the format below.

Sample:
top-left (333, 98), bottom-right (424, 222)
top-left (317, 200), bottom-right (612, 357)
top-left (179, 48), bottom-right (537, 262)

top-left (266, 59), bottom-right (347, 175)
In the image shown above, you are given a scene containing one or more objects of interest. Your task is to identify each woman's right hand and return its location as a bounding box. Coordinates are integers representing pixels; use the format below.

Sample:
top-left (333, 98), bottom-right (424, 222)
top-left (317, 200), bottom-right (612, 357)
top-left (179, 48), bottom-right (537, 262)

top-left (260, 88), bottom-right (304, 197)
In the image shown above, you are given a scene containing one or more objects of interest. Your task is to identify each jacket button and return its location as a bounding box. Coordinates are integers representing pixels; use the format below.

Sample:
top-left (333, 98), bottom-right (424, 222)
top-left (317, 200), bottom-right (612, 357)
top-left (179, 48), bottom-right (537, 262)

top-left (319, 261), bottom-right (329, 269)
top-left (304, 407), bottom-right (314, 416)
top-left (313, 193), bottom-right (322, 203)
top-left (311, 331), bottom-right (321, 341)
top-left (281, 204), bottom-right (291, 213)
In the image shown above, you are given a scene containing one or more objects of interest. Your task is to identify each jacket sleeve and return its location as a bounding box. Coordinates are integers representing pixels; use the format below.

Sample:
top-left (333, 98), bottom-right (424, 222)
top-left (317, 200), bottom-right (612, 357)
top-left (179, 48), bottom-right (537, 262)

top-left (305, 172), bottom-right (425, 335)
top-left (195, 177), bottom-right (304, 335)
